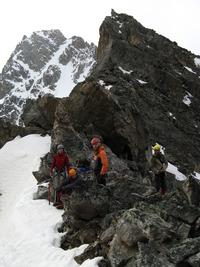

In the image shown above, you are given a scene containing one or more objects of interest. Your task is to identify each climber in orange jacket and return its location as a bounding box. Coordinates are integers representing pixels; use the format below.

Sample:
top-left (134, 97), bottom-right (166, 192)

top-left (91, 137), bottom-right (108, 185)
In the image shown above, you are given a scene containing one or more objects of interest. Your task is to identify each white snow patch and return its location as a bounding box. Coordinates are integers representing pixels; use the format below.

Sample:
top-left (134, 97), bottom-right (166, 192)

top-left (167, 163), bottom-right (187, 181)
top-left (169, 112), bottom-right (176, 120)
top-left (116, 21), bottom-right (123, 28)
top-left (194, 57), bottom-right (200, 67)
top-left (31, 39), bottom-right (74, 98)
top-left (0, 135), bottom-right (101, 267)
top-left (98, 79), bottom-right (105, 86)
top-left (105, 85), bottom-right (113, 90)
top-left (184, 66), bottom-right (196, 74)
top-left (136, 79), bottom-right (147, 84)
top-left (193, 172), bottom-right (200, 180)
top-left (54, 61), bottom-right (76, 97)
top-left (183, 91), bottom-right (193, 106)
top-left (36, 31), bottom-right (57, 45)
top-left (98, 80), bottom-right (112, 90)
top-left (118, 66), bottom-right (133, 75)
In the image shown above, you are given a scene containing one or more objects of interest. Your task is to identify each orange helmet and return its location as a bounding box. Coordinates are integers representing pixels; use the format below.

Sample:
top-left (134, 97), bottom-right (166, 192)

top-left (69, 169), bottom-right (76, 176)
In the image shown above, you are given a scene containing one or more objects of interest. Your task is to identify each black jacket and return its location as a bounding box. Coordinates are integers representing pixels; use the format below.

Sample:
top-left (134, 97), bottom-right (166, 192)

top-left (57, 173), bottom-right (83, 191)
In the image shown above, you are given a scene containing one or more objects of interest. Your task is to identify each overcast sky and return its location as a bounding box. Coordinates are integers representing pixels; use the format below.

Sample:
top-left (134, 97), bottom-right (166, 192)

top-left (0, 0), bottom-right (200, 71)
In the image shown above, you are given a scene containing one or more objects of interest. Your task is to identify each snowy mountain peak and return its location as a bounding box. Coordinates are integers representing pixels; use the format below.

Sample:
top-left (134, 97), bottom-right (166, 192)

top-left (0, 30), bottom-right (97, 125)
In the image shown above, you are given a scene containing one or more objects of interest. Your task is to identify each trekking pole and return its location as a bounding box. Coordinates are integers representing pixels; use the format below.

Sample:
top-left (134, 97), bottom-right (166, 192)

top-left (54, 189), bottom-right (57, 203)
top-left (48, 182), bottom-right (51, 205)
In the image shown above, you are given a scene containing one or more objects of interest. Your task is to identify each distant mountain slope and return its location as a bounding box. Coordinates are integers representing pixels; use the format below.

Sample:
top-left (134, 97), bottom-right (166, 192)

top-left (0, 30), bottom-right (96, 125)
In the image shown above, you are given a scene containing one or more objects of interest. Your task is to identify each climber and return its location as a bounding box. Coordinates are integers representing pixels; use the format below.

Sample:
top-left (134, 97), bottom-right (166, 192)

top-left (151, 144), bottom-right (168, 195)
top-left (53, 169), bottom-right (83, 209)
top-left (50, 144), bottom-right (70, 189)
top-left (91, 137), bottom-right (108, 186)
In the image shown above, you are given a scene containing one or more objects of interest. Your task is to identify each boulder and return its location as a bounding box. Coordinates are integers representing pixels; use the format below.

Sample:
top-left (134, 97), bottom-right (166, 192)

top-left (185, 252), bottom-right (200, 267)
top-left (168, 237), bottom-right (200, 264)
top-left (21, 96), bottom-right (58, 131)
top-left (0, 119), bottom-right (47, 149)
top-left (33, 185), bottom-right (49, 200)
top-left (116, 208), bottom-right (174, 245)
top-left (108, 234), bottom-right (136, 267)
top-left (61, 181), bottom-right (111, 220)
top-left (132, 241), bottom-right (175, 267)
top-left (182, 175), bottom-right (200, 206)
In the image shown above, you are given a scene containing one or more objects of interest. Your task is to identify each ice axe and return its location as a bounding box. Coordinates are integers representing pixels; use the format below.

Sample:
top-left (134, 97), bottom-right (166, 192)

top-left (48, 182), bottom-right (51, 205)
top-left (54, 189), bottom-right (57, 204)
top-left (48, 175), bottom-right (53, 205)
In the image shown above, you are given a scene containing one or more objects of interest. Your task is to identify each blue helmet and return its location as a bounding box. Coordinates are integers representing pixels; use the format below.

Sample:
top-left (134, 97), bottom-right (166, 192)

top-left (57, 144), bottom-right (64, 150)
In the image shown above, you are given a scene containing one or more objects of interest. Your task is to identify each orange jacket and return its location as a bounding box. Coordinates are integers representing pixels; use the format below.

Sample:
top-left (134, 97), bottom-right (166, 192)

top-left (94, 146), bottom-right (108, 175)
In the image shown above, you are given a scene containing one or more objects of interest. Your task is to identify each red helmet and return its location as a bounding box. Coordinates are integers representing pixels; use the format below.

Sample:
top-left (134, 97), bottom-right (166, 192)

top-left (91, 137), bottom-right (101, 145)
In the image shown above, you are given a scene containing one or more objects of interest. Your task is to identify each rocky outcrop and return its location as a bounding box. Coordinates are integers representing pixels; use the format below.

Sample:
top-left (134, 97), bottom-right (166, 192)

top-left (21, 96), bottom-right (58, 131)
top-left (0, 95), bottom-right (57, 149)
top-left (58, 174), bottom-right (200, 267)
top-left (0, 119), bottom-right (47, 149)
top-left (0, 120), bottom-right (23, 148)
top-left (30, 10), bottom-right (200, 267)
top-left (94, 10), bottom-right (200, 174)
top-left (182, 175), bottom-right (200, 206)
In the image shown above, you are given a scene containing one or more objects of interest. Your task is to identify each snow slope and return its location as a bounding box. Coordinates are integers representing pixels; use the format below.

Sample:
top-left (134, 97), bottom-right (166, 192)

top-left (0, 135), bottom-right (100, 267)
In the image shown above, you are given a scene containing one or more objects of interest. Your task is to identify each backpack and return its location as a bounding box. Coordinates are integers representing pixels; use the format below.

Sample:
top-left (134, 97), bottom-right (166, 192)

top-left (76, 158), bottom-right (90, 170)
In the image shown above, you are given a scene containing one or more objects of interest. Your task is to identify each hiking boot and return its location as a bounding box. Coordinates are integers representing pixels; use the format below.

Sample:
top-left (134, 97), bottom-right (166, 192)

top-left (53, 202), bottom-right (61, 207)
top-left (56, 203), bottom-right (64, 209)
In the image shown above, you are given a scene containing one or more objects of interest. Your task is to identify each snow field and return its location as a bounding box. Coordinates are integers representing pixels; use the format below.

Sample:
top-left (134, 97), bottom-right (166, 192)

top-left (0, 135), bottom-right (101, 267)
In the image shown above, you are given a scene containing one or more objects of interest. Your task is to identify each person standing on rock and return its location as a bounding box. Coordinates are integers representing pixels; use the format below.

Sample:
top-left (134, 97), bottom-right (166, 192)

top-left (151, 144), bottom-right (168, 195)
top-left (91, 137), bottom-right (108, 185)
top-left (50, 144), bottom-right (70, 189)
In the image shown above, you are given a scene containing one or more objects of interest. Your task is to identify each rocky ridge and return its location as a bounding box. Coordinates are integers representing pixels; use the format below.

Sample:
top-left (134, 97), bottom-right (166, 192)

top-left (11, 10), bottom-right (200, 267)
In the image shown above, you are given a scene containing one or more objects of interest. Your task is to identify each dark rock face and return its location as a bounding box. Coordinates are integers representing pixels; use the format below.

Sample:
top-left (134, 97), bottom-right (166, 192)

top-left (0, 96), bottom-right (57, 150)
top-left (0, 119), bottom-right (46, 149)
top-left (30, 10), bottom-right (200, 267)
top-left (59, 174), bottom-right (200, 267)
top-left (21, 96), bottom-right (58, 131)
top-left (63, 181), bottom-right (112, 220)
top-left (96, 10), bottom-right (200, 174)
top-left (0, 120), bottom-right (23, 148)
top-left (182, 175), bottom-right (200, 206)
